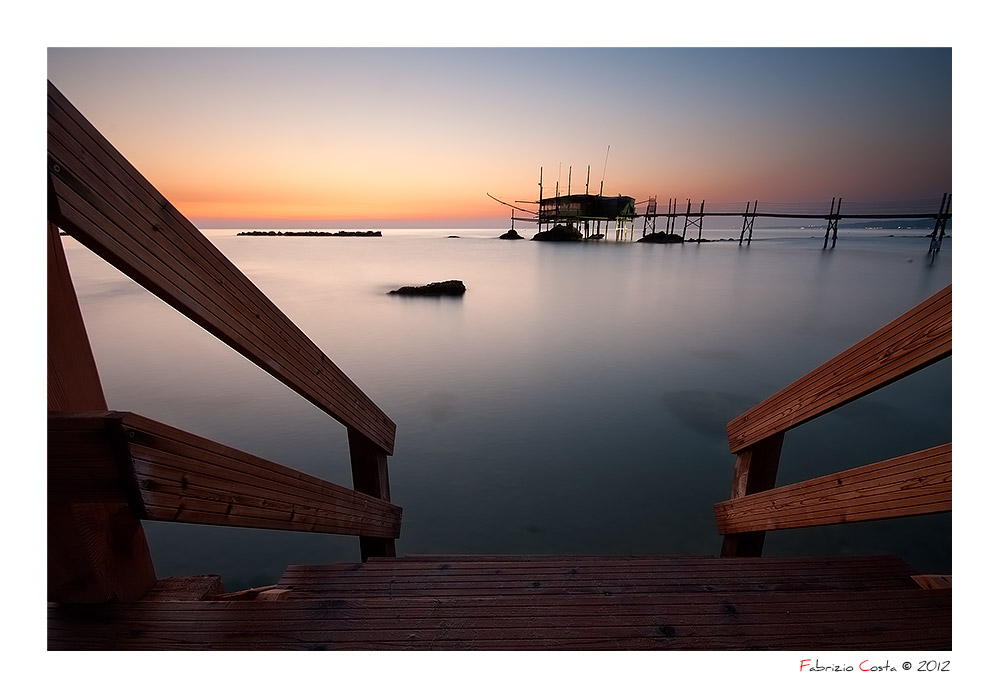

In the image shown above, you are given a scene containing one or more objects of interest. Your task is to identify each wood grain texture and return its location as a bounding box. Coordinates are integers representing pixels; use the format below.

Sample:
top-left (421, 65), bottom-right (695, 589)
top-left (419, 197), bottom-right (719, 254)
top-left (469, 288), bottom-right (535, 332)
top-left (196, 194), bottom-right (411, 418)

top-left (727, 285), bottom-right (951, 452)
top-left (49, 411), bottom-right (401, 539)
top-left (48, 413), bottom-right (126, 503)
top-left (49, 555), bottom-right (950, 649)
top-left (118, 412), bottom-right (401, 538)
top-left (278, 555), bottom-right (924, 596)
top-left (47, 81), bottom-right (395, 454)
top-left (348, 428), bottom-right (396, 560)
top-left (48, 588), bottom-right (951, 650)
top-left (714, 444), bottom-right (951, 535)
top-left (721, 434), bottom-right (784, 557)
top-left (141, 576), bottom-right (225, 601)
top-left (912, 575), bottom-right (952, 590)
top-left (50, 410), bottom-right (401, 539)
top-left (47, 223), bottom-right (106, 412)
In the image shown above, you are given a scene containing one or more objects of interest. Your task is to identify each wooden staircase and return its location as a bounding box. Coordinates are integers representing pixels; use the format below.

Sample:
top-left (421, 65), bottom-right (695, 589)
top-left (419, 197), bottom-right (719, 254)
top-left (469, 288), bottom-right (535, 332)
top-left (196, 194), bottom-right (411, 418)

top-left (46, 81), bottom-right (952, 651)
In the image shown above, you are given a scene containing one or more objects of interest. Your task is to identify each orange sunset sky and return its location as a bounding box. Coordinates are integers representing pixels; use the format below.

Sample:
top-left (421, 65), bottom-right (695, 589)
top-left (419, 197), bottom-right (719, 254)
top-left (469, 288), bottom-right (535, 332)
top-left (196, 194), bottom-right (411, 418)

top-left (47, 47), bottom-right (951, 229)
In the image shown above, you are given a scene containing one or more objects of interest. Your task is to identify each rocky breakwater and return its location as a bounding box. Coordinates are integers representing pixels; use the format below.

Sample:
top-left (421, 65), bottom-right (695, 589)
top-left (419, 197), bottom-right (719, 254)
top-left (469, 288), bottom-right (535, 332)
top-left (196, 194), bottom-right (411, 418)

top-left (237, 230), bottom-right (382, 237)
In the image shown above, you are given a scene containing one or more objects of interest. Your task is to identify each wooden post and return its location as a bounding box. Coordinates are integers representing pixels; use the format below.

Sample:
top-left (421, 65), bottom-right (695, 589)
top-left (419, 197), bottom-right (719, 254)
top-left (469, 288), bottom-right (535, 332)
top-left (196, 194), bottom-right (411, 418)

top-left (823, 197), bottom-right (841, 249)
top-left (740, 200), bottom-right (758, 245)
top-left (720, 432), bottom-right (784, 557)
top-left (831, 197), bottom-right (842, 248)
top-left (348, 428), bottom-right (397, 560)
top-left (928, 192), bottom-right (950, 256)
top-left (739, 202), bottom-right (749, 245)
top-left (47, 220), bottom-right (157, 601)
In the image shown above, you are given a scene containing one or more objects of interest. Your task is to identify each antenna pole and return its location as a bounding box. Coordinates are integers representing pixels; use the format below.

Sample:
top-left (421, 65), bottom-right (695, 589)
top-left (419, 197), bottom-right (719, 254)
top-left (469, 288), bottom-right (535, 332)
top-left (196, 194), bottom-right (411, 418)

top-left (538, 167), bottom-right (543, 237)
top-left (599, 145), bottom-right (610, 196)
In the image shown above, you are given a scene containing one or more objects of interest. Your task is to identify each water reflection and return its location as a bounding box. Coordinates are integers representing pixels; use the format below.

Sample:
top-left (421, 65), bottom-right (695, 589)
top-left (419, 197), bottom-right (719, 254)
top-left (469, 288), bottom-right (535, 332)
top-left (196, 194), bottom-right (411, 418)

top-left (659, 390), bottom-right (758, 438)
top-left (63, 230), bottom-right (952, 590)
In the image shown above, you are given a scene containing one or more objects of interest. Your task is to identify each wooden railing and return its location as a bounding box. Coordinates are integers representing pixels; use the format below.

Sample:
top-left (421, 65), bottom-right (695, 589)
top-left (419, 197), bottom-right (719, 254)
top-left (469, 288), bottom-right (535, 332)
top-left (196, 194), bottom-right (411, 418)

top-left (716, 284), bottom-right (952, 556)
top-left (47, 81), bottom-right (399, 603)
top-left (48, 411), bottom-right (402, 537)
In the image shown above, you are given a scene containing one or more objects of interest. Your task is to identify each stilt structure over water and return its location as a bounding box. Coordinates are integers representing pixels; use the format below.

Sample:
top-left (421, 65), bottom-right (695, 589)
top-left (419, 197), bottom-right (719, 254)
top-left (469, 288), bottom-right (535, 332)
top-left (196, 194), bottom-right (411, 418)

top-left (494, 179), bottom-right (949, 249)
top-left (48, 82), bottom-right (951, 650)
top-left (538, 193), bottom-right (637, 240)
top-left (490, 161), bottom-right (637, 240)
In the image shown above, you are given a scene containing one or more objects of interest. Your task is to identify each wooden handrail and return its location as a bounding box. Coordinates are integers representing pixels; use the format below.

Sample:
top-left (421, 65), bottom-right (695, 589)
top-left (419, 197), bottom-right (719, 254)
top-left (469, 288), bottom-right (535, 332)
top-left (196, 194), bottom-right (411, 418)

top-left (715, 443), bottom-right (951, 535)
top-left (719, 285), bottom-right (952, 557)
top-left (727, 284), bottom-right (951, 453)
top-left (47, 81), bottom-right (395, 455)
top-left (49, 411), bottom-right (402, 539)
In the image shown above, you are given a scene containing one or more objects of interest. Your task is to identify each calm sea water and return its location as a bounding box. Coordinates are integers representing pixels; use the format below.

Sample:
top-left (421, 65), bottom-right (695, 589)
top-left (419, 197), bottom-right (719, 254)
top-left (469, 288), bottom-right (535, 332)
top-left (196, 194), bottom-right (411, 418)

top-left (62, 227), bottom-right (952, 591)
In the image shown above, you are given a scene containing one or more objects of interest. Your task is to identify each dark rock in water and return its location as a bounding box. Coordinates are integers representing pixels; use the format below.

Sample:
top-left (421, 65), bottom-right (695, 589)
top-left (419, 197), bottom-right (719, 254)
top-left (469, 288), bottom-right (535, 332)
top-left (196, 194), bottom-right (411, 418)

top-left (388, 280), bottom-right (466, 296)
top-left (638, 232), bottom-right (685, 244)
top-left (499, 229), bottom-right (523, 240)
top-left (532, 224), bottom-right (582, 241)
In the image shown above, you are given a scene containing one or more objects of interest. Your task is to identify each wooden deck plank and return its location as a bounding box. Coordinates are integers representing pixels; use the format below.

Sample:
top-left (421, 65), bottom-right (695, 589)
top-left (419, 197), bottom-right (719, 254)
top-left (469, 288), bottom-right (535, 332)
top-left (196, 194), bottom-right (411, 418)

top-left (48, 588), bottom-right (951, 650)
top-left (277, 555), bottom-right (922, 596)
top-left (715, 444), bottom-right (951, 534)
top-left (47, 81), bottom-right (395, 454)
top-left (726, 284), bottom-right (951, 452)
top-left (289, 555), bottom-right (920, 576)
top-left (913, 575), bottom-right (952, 590)
top-left (141, 576), bottom-right (225, 601)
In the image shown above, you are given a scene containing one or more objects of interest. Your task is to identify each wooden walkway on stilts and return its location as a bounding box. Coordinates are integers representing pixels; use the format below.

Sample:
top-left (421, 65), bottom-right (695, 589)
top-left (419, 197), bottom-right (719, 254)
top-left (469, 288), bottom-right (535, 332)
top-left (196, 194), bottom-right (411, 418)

top-left (46, 80), bottom-right (951, 651)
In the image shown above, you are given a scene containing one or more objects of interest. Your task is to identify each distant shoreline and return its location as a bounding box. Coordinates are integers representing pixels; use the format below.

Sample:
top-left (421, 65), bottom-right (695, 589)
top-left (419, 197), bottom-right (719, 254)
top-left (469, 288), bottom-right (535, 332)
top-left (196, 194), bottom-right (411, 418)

top-left (237, 230), bottom-right (382, 237)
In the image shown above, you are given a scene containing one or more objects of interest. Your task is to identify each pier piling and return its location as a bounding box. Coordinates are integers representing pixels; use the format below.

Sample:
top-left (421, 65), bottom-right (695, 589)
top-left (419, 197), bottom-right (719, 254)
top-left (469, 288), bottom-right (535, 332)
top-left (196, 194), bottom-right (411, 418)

top-left (739, 200), bottom-right (758, 245)
top-left (928, 192), bottom-right (951, 258)
top-left (823, 197), bottom-right (842, 250)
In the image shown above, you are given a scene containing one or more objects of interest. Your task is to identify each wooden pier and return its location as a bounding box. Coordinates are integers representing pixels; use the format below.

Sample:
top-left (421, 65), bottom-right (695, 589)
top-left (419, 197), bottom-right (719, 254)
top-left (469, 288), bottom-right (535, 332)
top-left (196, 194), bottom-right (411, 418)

top-left (511, 187), bottom-right (951, 249)
top-left (635, 196), bottom-right (951, 248)
top-left (47, 81), bottom-right (951, 650)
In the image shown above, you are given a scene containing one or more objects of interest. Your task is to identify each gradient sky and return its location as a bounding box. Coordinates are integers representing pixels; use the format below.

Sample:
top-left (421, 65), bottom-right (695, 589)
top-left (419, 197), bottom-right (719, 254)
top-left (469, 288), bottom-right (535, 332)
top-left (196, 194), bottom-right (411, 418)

top-left (47, 47), bottom-right (951, 228)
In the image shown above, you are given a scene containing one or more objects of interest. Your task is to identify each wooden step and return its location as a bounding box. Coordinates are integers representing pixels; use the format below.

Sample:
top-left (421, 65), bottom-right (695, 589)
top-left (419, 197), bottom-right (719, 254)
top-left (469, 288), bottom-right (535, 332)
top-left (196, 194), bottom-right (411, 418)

top-left (276, 555), bottom-right (924, 599)
top-left (51, 555), bottom-right (949, 649)
top-left (48, 587), bottom-right (951, 650)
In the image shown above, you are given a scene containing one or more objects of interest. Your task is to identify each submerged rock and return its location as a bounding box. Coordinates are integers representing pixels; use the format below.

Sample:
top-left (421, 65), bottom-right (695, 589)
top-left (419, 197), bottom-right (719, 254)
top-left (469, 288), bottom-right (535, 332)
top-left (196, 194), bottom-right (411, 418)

top-left (499, 229), bottom-right (523, 240)
top-left (388, 280), bottom-right (466, 296)
top-left (532, 224), bottom-right (582, 242)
